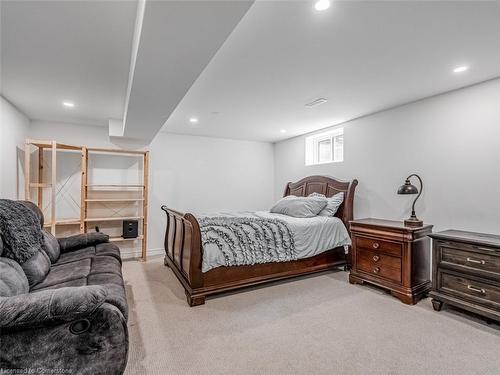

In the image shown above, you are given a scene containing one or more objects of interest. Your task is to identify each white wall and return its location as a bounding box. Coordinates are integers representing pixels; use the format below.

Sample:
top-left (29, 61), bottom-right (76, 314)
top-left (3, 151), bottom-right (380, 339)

top-left (0, 96), bottom-right (30, 199)
top-left (29, 121), bottom-right (275, 253)
top-left (274, 78), bottom-right (500, 234)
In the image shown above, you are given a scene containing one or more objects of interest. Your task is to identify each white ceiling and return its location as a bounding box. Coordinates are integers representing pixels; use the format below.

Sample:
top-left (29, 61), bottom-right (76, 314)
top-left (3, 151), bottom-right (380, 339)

top-left (2, 1), bottom-right (500, 143)
top-left (163, 0), bottom-right (500, 142)
top-left (1, 0), bottom-right (137, 126)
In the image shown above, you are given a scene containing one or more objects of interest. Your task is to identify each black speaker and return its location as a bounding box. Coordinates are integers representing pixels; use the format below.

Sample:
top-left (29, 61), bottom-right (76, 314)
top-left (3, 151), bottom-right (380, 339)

top-left (122, 220), bottom-right (138, 239)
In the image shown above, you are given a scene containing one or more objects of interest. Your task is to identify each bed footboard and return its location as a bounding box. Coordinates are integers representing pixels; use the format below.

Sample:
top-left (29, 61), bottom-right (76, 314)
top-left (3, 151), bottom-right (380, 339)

top-left (160, 206), bottom-right (205, 306)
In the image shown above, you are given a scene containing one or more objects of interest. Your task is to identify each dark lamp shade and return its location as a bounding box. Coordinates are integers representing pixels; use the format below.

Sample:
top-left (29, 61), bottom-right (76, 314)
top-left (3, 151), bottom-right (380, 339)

top-left (397, 180), bottom-right (419, 195)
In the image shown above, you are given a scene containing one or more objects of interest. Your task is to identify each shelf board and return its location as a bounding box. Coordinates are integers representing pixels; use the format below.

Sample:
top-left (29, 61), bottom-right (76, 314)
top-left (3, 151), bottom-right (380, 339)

top-left (27, 139), bottom-right (82, 151)
top-left (109, 235), bottom-right (144, 242)
top-left (85, 198), bottom-right (144, 202)
top-left (29, 183), bottom-right (52, 188)
top-left (43, 218), bottom-right (81, 227)
top-left (86, 184), bottom-right (144, 189)
top-left (84, 216), bottom-right (143, 222)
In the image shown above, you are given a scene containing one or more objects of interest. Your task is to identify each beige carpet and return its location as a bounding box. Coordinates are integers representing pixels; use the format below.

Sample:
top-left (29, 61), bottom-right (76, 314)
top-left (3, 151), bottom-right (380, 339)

top-left (123, 258), bottom-right (500, 375)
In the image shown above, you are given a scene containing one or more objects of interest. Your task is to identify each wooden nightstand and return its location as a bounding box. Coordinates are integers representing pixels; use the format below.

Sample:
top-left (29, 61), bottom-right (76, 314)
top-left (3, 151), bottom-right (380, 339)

top-left (349, 218), bottom-right (433, 304)
top-left (429, 230), bottom-right (500, 323)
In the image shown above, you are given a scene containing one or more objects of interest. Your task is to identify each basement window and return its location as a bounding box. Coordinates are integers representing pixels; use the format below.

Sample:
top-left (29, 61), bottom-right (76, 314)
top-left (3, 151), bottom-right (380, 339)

top-left (305, 128), bottom-right (344, 166)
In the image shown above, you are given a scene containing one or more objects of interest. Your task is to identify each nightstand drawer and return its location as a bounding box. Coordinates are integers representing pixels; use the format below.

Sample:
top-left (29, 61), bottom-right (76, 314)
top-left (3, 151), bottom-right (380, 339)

top-left (440, 246), bottom-right (500, 276)
top-left (357, 250), bottom-right (401, 283)
top-left (357, 248), bottom-right (401, 269)
top-left (439, 272), bottom-right (500, 307)
top-left (355, 236), bottom-right (402, 257)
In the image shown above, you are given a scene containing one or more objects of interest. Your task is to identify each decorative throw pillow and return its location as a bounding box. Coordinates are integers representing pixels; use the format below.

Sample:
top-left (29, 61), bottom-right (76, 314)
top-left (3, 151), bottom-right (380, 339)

top-left (309, 192), bottom-right (344, 217)
top-left (42, 230), bottom-right (60, 263)
top-left (270, 196), bottom-right (327, 218)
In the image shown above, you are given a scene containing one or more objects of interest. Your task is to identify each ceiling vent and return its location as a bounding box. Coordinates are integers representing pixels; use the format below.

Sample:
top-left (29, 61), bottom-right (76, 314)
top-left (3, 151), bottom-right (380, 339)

top-left (305, 98), bottom-right (328, 107)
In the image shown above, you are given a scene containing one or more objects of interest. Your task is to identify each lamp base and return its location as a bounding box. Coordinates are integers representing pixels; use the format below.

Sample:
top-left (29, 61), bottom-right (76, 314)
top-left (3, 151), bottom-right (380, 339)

top-left (404, 217), bottom-right (423, 228)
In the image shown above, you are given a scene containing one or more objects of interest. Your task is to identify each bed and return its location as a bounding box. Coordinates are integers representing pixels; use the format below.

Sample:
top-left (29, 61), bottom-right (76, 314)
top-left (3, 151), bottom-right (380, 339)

top-left (161, 175), bottom-right (358, 306)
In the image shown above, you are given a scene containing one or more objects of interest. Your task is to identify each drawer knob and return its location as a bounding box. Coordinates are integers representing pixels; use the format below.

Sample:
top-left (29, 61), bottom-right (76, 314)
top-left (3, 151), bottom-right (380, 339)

top-left (466, 257), bottom-right (486, 265)
top-left (372, 255), bottom-right (380, 262)
top-left (372, 242), bottom-right (380, 249)
top-left (467, 285), bottom-right (486, 294)
top-left (373, 267), bottom-right (380, 274)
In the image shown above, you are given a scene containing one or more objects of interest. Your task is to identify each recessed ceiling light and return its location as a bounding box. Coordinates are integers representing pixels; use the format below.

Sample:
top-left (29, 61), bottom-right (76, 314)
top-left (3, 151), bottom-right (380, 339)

top-left (189, 117), bottom-right (199, 123)
top-left (280, 129), bottom-right (287, 133)
top-left (453, 66), bottom-right (469, 73)
top-left (305, 98), bottom-right (328, 107)
top-left (314, 0), bottom-right (330, 11)
top-left (62, 101), bottom-right (75, 108)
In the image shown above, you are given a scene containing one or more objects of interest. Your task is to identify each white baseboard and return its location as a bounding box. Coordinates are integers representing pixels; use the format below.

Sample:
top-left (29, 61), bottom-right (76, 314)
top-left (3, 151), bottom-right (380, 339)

top-left (120, 247), bottom-right (164, 260)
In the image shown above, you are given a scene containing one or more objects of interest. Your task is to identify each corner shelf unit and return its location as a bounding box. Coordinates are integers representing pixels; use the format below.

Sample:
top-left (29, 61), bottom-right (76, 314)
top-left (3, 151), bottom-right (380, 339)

top-left (25, 140), bottom-right (149, 261)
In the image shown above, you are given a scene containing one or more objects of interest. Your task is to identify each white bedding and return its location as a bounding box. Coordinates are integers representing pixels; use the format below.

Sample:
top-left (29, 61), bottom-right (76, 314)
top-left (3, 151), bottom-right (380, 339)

top-left (199, 211), bottom-right (351, 272)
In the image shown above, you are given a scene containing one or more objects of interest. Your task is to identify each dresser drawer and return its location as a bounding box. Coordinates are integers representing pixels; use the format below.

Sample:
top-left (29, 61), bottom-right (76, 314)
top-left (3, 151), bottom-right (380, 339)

top-left (355, 236), bottom-right (402, 257)
top-left (357, 249), bottom-right (401, 283)
top-left (440, 245), bottom-right (500, 276)
top-left (439, 272), bottom-right (500, 308)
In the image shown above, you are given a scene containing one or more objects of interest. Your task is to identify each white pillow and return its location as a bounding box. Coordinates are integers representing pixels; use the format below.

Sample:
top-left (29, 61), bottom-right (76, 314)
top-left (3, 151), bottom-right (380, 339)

top-left (308, 192), bottom-right (344, 217)
top-left (270, 196), bottom-right (327, 218)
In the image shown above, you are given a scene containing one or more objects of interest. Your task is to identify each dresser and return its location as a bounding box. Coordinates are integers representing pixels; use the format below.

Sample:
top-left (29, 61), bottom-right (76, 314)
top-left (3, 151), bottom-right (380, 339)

top-left (349, 218), bottom-right (433, 304)
top-left (429, 230), bottom-right (500, 322)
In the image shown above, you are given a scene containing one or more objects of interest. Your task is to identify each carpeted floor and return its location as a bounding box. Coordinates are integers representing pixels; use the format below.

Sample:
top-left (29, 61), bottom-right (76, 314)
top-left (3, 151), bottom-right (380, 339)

top-left (123, 258), bottom-right (500, 375)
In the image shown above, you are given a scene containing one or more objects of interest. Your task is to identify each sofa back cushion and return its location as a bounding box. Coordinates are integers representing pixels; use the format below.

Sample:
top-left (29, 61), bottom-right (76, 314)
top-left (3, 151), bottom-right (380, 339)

top-left (42, 230), bottom-right (60, 263)
top-left (0, 257), bottom-right (29, 297)
top-left (21, 250), bottom-right (51, 288)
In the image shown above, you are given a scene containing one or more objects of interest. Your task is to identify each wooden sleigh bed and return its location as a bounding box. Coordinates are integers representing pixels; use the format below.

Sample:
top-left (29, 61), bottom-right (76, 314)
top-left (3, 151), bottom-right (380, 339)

top-left (161, 175), bottom-right (358, 306)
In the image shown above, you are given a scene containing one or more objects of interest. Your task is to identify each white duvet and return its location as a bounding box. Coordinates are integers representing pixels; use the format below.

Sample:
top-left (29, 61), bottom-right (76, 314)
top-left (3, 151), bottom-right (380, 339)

top-left (199, 211), bottom-right (352, 272)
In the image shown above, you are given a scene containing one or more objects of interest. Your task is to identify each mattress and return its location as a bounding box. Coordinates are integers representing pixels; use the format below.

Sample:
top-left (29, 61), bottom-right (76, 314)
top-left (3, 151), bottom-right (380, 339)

top-left (199, 211), bottom-right (351, 272)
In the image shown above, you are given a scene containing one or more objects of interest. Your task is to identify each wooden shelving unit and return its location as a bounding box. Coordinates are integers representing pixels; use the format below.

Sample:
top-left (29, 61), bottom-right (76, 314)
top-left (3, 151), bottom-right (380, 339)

top-left (24, 139), bottom-right (84, 235)
top-left (25, 139), bottom-right (149, 261)
top-left (84, 147), bottom-right (149, 261)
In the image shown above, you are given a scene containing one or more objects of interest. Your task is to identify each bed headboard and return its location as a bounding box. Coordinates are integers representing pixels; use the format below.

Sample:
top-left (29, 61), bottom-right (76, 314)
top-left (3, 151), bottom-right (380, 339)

top-left (283, 175), bottom-right (358, 231)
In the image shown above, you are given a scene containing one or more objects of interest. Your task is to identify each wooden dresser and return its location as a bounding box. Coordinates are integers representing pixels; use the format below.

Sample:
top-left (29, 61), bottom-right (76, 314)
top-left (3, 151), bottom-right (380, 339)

top-left (429, 230), bottom-right (500, 322)
top-left (349, 218), bottom-right (433, 304)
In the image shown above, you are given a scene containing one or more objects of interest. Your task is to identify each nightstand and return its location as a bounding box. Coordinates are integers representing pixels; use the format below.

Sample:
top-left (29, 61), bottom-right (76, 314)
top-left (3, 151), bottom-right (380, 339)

top-left (349, 218), bottom-right (433, 304)
top-left (428, 230), bottom-right (500, 323)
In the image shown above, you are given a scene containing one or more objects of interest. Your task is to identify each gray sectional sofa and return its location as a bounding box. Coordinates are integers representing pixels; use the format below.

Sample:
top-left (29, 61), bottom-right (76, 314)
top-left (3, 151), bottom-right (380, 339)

top-left (0, 201), bottom-right (128, 374)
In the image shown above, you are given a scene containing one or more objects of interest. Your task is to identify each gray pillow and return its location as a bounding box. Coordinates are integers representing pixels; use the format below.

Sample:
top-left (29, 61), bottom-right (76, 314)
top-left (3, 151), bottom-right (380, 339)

top-left (309, 192), bottom-right (344, 217)
top-left (270, 196), bottom-right (327, 218)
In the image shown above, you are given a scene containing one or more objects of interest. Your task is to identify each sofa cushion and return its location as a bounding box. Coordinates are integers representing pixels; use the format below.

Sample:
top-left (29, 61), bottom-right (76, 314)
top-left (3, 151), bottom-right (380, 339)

top-left (0, 257), bottom-right (29, 297)
top-left (19, 200), bottom-right (44, 228)
top-left (33, 258), bottom-right (92, 290)
top-left (32, 255), bottom-right (127, 319)
top-left (42, 230), bottom-right (60, 263)
top-left (55, 243), bottom-right (122, 265)
top-left (58, 232), bottom-right (110, 253)
top-left (22, 250), bottom-right (51, 288)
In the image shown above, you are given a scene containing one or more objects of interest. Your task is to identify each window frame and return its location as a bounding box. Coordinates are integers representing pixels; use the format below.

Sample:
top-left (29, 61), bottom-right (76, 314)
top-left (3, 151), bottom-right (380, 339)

top-left (305, 127), bottom-right (344, 166)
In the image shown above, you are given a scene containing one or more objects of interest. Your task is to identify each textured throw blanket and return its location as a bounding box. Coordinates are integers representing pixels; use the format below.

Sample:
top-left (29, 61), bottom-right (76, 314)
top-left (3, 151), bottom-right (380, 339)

top-left (198, 216), bottom-right (296, 268)
top-left (0, 199), bottom-right (44, 263)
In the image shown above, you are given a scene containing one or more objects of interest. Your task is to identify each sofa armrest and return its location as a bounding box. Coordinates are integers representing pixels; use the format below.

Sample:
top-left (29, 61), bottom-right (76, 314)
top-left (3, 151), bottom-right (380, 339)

top-left (0, 286), bottom-right (107, 328)
top-left (58, 232), bottom-right (109, 253)
top-left (0, 302), bottom-right (128, 374)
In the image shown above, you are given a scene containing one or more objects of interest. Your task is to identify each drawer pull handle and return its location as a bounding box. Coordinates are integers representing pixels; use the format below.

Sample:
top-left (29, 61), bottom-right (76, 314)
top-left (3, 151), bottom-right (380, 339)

top-left (372, 255), bottom-right (380, 262)
top-left (467, 285), bottom-right (486, 294)
top-left (372, 242), bottom-right (380, 249)
top-left (373, 267), bottom-right (380, 274)
top-left (466, 257), bottom-right (485, 265)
